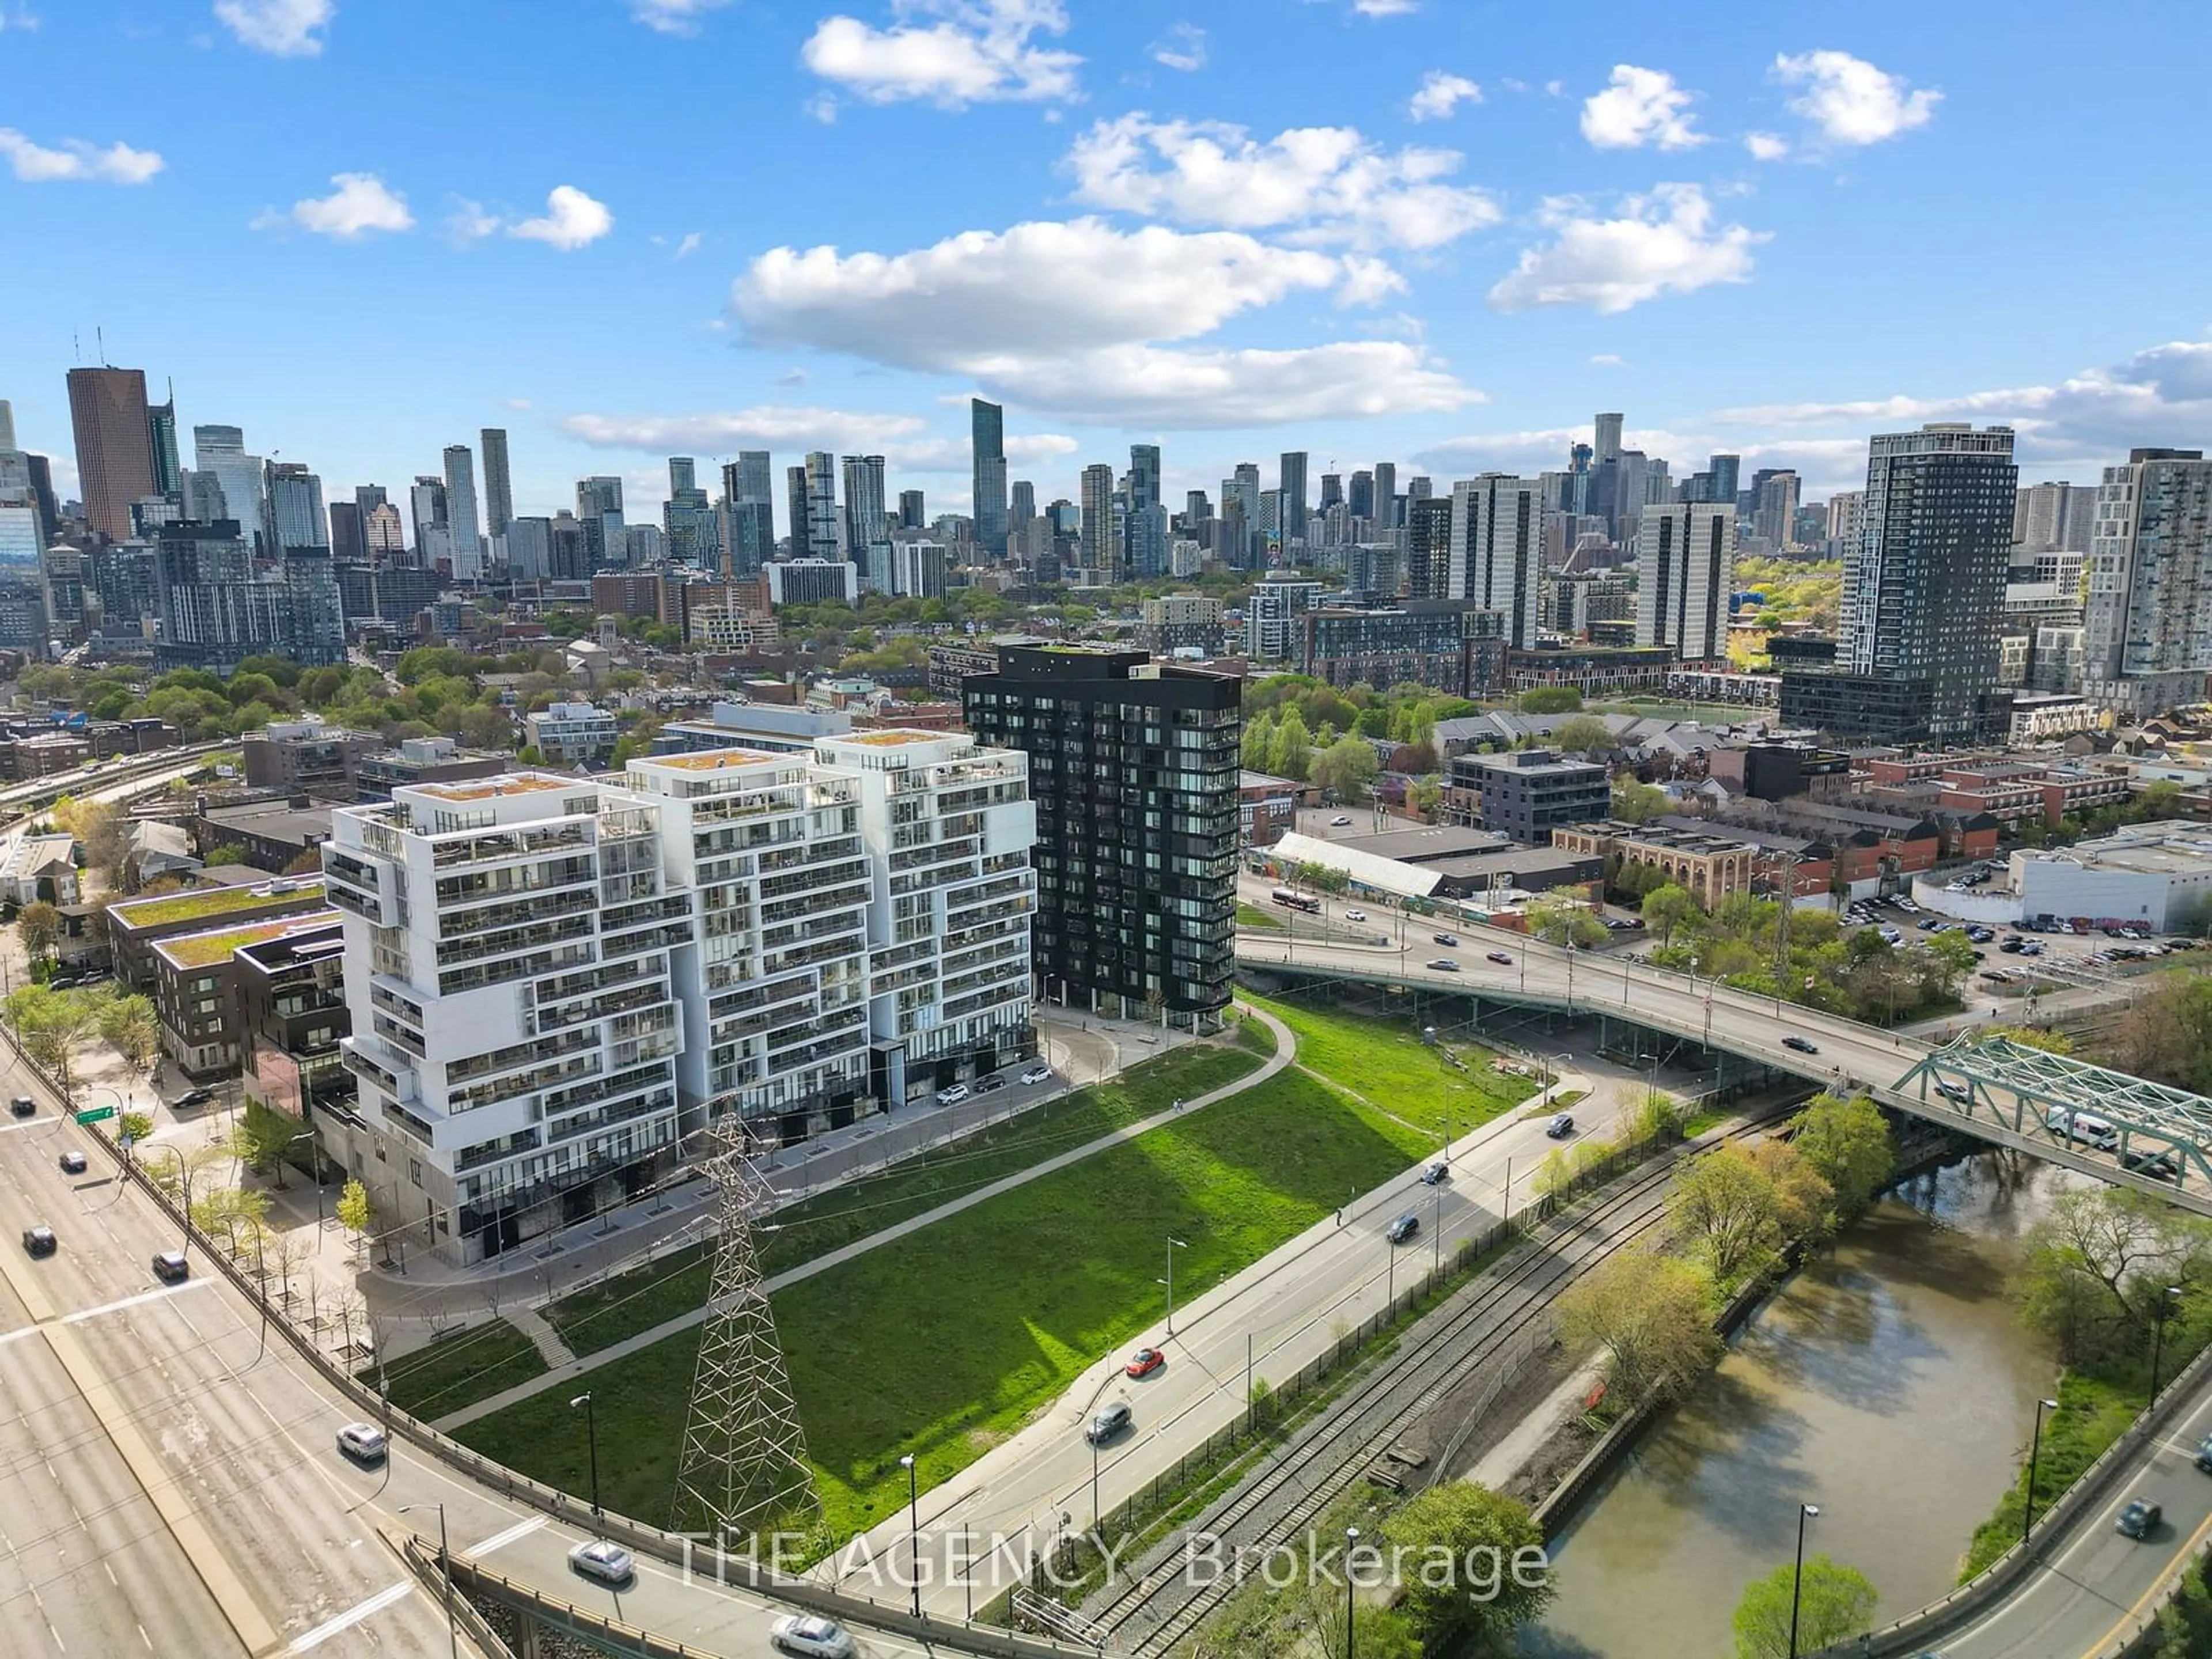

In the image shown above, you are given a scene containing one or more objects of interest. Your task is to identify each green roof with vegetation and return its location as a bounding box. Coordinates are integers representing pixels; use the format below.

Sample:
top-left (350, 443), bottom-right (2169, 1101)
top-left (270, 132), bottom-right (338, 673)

top-left (152, 910), bottom-right (340, 970)
top-left (112, 878), bottom-right (325, 932)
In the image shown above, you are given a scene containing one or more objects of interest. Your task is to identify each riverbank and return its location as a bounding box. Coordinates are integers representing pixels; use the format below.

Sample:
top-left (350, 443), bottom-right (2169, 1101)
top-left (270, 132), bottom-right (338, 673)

top-left (1518, 1151), bottom-right (2074, 1658)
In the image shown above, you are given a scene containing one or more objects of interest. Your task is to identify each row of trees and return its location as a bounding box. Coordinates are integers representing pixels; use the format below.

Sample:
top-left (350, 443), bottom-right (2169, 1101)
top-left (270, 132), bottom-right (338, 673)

top-left (3, 981), bottom-right (158, 1097)
top-left (1638, 882), bottom-right (1976, 1025)
top-left (1240, 704), bottom-right (1384, 798)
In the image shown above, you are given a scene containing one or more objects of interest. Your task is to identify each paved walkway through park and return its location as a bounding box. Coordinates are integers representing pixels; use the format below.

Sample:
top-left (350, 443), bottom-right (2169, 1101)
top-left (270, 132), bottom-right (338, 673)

top-left (429, 1006), bottom-right (1297, 1431)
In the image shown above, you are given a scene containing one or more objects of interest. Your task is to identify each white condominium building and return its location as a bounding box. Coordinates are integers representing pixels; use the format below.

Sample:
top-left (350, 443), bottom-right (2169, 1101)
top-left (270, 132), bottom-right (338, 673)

top-left (322, 731), bottom-right (1036, 1265)
top-left (322, 774), bottom-right (696, 1266)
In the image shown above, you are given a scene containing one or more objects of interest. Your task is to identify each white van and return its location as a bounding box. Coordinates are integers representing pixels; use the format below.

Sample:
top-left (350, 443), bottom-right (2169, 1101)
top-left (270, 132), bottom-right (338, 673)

top-left (2046, 1108), bottom-right (2120, 1151)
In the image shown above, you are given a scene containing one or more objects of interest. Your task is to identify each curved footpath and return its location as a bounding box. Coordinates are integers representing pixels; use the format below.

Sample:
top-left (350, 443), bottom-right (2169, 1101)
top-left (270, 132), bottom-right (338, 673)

top-left (432, 1005), bottom-right (1298, 1433)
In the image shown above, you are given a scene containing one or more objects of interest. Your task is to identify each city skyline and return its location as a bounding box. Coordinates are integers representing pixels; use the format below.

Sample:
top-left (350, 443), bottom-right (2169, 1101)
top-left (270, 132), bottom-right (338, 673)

top-left (4, 3), bottom-right (2210, 521)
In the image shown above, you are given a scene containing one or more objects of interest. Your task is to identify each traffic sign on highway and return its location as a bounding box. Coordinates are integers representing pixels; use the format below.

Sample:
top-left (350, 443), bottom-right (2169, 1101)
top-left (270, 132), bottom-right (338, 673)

top-left (73, 1104), bottom-right (115, 1125)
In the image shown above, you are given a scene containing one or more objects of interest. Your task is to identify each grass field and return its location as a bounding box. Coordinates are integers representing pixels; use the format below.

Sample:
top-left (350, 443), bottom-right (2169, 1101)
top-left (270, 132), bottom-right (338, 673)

top-left (546, 1039), bottom-right (1270, 1357)
top-left (1235, 900), bottom-right (1285, 930)
top-left (1243, 988), bottom-right (1536, 1143)
top-left (366, 1318), bottom-right (548, 1418)
top-left (458, 1052), bottom-right (1438, 1543)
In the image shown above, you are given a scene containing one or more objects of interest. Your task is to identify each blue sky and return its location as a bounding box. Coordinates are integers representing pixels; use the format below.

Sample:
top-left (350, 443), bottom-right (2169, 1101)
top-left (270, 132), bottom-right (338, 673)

top-left (4, 0), bottom-right (2209, 524)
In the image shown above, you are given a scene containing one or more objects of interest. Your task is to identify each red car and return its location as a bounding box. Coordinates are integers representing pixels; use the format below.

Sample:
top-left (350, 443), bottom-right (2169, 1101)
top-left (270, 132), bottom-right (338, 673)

top-left (1126, 1347), bottom-right (1165, 1378)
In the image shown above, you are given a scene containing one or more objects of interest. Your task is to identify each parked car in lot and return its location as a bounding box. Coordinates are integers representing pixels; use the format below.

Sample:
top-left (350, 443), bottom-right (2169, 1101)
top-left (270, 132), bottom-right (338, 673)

top-left (1782, 1035), bottom-right (1820, 1054)
top-left (58, 1149), bottom-right (86, 1175)
top-left (1427, 958), bottom-right (1460, 972)
top-left (771, 1615), bottom-right (858, 1658)
top-left (1019, 1063), bottom-right (1053, 1086)
top-left (336, 1422), bottom-right (388, 1464)
top-left (567, 1539), bottom-right (635, 1586)
top-left (1547, 1112), bottom-right (1575, 1139)
top-left (972, 1075), bottom-right (1007, 1096)
top-left (935, 1084), bottom-right (971, 1107)
top-left (151, 1249), bottom-right (189, 1283)
top-left (1126, 1347), bottom-right (1164, 1378)
top-left (1386, 1211), bottom-right (1420, 1243)
top-left (2117, 1498), bottom-right (2163, 1540)
top-left (1085, 1401), bottom-right (1132, 1444)
top-left (22, 1224), bottom-right (56, 1258)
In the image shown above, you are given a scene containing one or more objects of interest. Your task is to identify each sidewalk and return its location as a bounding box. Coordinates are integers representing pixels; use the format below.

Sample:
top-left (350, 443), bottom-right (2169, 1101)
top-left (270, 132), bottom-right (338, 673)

top-left (428, 1005), bottom-right (1296, 1432)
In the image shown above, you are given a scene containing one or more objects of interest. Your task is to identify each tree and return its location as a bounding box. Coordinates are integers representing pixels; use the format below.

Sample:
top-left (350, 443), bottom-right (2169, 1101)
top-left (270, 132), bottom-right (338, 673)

top-left (2017, 1186), bottom-right (2212, 1366)
top-left (1669, 1145), bottom-right (1786, 1287)
top-left (1559, 1248), bottom-right (1720, 1403)
top-left (1745, 1138), bottom-right (1837, 1245)
top-left (1305, 1593), bottom-right (1422, 1659)
top-left (16, 900), bottom-right (60, 961)
top-left (1984, 1025), bottom-right (2074, 1055)
top-left (204, 844), bottom-right (249, 866)
top-left (1518, 687), bottom-right (1582, 714)
top-left (119, 1109), bottom-right (153, 1145)
top-left (1732, 1556), bottom-right (1878, 1658)
top-left (1267, 707), bottom-right (1312, 780)
top-left (1641, 882), bottom-right (1703, 946)
top-left (1241, 710), bottom-right (1276, 774)
top-left (1526, 896), bottom-right (1609, 950)
top-left (1550, 714), bottom-right (1613, 757)
top-left (1789, 1093), bottom-right (1895, 1221)
top-left (9, 984), bottom-right (110, 1103)
top-left (1612, 778), bottom-right (1671, 823)
top-left (337, 1179), bottom-right (375, 1264)
top-left (1310, 735), bottom-right (1381, 802)
top-left (97, 993), bottom-right (160, 1075)
top-left (231, 1099), bottom-right (303, 1187)
top-left (1376, 1482), bottom-right (1554, 1652)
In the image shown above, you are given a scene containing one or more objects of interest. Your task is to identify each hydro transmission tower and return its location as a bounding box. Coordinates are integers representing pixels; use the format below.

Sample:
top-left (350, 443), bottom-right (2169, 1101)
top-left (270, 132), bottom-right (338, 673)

top-left (673, 1123), bottom-right (820, 1544)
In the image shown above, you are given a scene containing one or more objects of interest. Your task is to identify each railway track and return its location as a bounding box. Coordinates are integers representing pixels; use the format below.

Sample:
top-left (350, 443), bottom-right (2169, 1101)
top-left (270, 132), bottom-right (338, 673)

top-left (1087, 1114), bottom-right (1783, 1657)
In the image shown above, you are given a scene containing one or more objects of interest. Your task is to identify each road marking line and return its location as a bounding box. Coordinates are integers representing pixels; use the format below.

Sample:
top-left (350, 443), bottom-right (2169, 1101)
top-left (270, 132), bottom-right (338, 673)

top-left (464, 1515), bottom-right (545, 1556)
top-left (286, 1581), bottom-right (413, 1652)
top-left (59, 1280), bottom-right (211, 1324)
top-left (2083, 1501), bottom-right (2212, 1656)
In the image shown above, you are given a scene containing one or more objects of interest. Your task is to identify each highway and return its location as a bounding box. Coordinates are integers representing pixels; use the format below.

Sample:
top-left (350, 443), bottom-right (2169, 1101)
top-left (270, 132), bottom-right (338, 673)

top-left (0, 1047), bottom-right (985, 1658)
top-left (825, 1015), bottom-right (1627, 1616)
top-left (1235, 911), bottom-right (2212, 1213)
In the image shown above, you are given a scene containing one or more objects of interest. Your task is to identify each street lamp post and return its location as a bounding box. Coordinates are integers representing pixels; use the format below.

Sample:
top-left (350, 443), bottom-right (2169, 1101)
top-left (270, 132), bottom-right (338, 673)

top-left (1343, 1526), bottom-right (1359, 1659)
top-left (1787, 1502), bottom-right (1819, 1659)
top-left (2023, 1396), bottom-right (2059, 1545)
top-left (398, 1503), bottom-right (459, 1659)
top-left (1091, 1435), bottom-right (1101, 1531)
top-left (2150, 1285), bottom-right (2186, 1404)
top-left (570, 1391), bottom-right (603, 1524)
top-left (900, 1453), bottom-right (921, 1619)
top-left (1161, 1235), bottom-right (1189, 1336)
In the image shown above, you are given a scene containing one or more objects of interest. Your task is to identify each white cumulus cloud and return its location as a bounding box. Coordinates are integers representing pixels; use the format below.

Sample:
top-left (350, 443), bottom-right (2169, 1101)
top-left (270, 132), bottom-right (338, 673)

top-left (213, 0), bottom-right (332, 56)
top-left (1149, 21), bottom-right (1205, 71)
top-left (1590, 353), bottom-right (1628, 368)
top-left (1743, 131), bottom-right (1790, 162)
top-left (1580, 64), bottom-right (1705, 150)
top-left (802, 0), bottom-right (1080, 108)
top-left (253, 172), bottom-right (413, 238)
top-left (509, 185), bottom-right (615, 249)
top-left (730, 217), bottom-right (1476, 427)
top-left (0, 128), bottom-right (164, 184)
top-left (1352, 0), bottom-right (1417, 16)
top-left (1065, 114), bottom-right (1499, 251)
top-left (1775, 50), bottom-right (1940, 146)
top-left (1408, 71), bottom-right (1480, 123)
top-left (1488, 184), bottom-right (1764, 314)
top-left (628, 0), bottom-right (729, 34)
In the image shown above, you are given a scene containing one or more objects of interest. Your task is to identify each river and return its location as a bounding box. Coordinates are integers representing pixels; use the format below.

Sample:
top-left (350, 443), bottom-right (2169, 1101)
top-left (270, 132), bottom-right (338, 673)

top-left (1522, 1152), bottom-right (2078, 1659)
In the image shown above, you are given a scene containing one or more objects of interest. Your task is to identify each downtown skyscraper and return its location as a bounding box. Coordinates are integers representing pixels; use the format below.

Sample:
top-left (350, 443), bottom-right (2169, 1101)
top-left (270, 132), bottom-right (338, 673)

top-left (1449, 474), bottom-right (1547, 649)
top-left (442, 444), bottom-right (482, 579)
top-left (1635, 503), bottom-right (1736, 662)
top-left (66, 366), bottom-right (157, 541)
top-left (479, 428), bottom-right (513, 541)
top-left (2084, 449), bottom-right (2212, 717)
top-left (972, 397), bottom-right (1007, 560)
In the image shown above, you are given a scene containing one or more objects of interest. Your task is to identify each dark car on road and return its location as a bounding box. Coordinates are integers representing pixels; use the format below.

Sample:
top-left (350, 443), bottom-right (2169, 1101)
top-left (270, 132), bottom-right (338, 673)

top-left (22, 1225), bottom-right (56, 1258)
top-left (2122, 1147), bottom-right (2180, 1181)
top-left (10, 1094), bottom-right (32, 1118)
top-left (1085, 1401), bottom-right (1132, 1444)
top-left (1387, 1211), bottom-right (1419, 1244)
top-left (1782, 1035), bottom-right (1819, 1054)
top-left (151, 1249), bottom-right (189, 1283)
top-left (58, 1149), bottom-right (87, 1175)
top-left (169, 1087), bottom-right (215, 1109)
top-left (1547, 1112), bottom-right (1575, 1139)
top-left (2117, 1498), bottom-right (2162, 1539)
top-left (1433, 932), bottom-right (1459, 946)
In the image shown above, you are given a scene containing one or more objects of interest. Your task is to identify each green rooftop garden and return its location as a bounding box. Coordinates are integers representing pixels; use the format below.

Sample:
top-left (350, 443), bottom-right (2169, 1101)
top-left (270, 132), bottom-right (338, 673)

top-left (154, 910), bottom-right (340, 969)
top-left (113, 878), bottom-right (325, 931)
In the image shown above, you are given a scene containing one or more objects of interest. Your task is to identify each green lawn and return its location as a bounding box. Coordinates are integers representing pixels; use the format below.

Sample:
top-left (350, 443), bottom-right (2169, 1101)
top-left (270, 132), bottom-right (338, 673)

top-left (366, 1318), bottom-right (548, 1418)
top-left (1235, 901), bottom-right (1285, 930)
top-left (546, 1040), bottom-right (1269, 1357)
top-left (457, 1065), bottom-right (1437, 1544)
top-left (1243, 989), bottom-right (1536, 1143)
